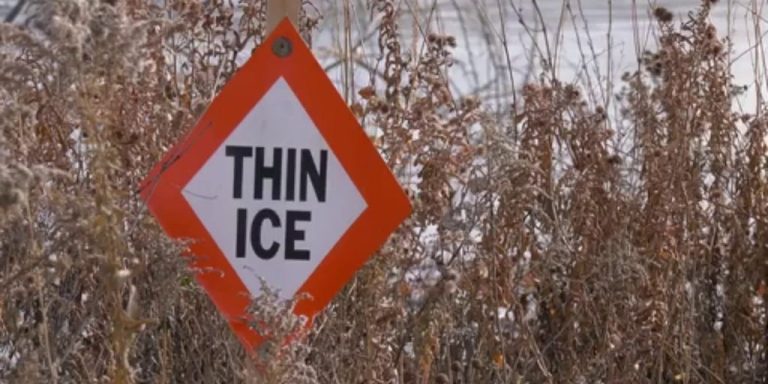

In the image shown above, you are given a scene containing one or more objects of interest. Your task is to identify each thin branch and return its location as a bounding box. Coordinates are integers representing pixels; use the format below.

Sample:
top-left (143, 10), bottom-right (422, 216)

top-left (4, 0), bottom-right (26, 23)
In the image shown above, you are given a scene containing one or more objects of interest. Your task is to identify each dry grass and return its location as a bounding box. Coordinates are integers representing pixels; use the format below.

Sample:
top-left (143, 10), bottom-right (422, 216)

top-left (0, 0), bottom-right (766, 383)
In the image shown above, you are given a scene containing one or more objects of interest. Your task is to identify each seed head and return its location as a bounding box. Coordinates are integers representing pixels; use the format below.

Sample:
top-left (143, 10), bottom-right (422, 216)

top-left (654, 7), bottom-right (674, 23)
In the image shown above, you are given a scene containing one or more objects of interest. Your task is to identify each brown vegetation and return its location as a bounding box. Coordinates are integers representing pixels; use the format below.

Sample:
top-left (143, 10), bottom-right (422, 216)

top-left (0, 0), bottom-right (766, 383)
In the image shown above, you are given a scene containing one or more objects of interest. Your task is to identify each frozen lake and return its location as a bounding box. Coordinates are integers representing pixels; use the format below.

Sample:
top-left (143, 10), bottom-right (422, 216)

top-left (315, 0), bottom-right (766, 112)
top-left (1, 1), bottom-right (765, 111)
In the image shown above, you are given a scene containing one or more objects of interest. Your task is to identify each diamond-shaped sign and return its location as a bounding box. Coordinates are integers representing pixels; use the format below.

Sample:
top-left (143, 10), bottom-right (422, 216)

top-left (139, 20), bottom-right (411, 350)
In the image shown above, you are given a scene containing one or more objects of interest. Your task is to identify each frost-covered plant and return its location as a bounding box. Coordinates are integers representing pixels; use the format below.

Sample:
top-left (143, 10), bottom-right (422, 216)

top-left (1, 0), bottom-right (766, 383)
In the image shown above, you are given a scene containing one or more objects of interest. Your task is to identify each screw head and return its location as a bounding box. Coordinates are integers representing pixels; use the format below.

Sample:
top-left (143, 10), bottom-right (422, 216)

top-left (272, 37), bottom-right (292, 58)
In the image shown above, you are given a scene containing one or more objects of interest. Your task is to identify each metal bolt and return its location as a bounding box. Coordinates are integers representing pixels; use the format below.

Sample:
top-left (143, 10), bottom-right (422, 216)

top-left (272, 37), bottom-right (292, 58)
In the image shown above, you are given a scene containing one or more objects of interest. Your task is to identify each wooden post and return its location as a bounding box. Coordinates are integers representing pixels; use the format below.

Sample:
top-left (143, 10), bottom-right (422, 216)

top-left (266, 0), bottom-right (301, 35)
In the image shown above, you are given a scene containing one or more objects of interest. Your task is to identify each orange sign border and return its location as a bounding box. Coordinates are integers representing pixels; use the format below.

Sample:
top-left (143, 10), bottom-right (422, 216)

top-left (139, 20), bottom-right (411, 351)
